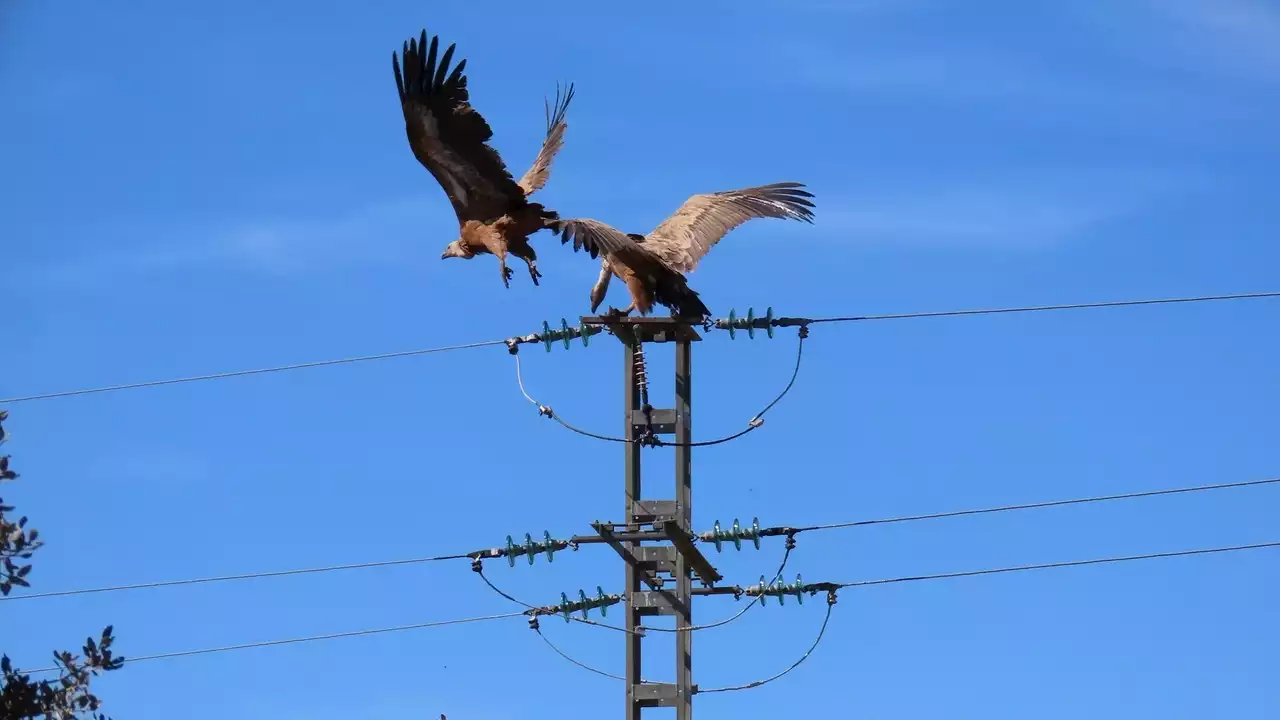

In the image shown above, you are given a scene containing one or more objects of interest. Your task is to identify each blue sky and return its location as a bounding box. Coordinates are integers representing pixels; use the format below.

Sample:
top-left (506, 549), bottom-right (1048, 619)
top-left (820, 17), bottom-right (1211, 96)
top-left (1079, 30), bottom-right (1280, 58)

top-left (3, 0), bottom-right (1279, 716)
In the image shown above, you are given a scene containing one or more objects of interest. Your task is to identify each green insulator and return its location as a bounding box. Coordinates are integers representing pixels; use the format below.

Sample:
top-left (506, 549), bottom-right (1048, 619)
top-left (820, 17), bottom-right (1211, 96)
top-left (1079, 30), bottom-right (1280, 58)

top-left (765, 307), bottom-right (775, 339)
top-left (751, 517), bottom-right (761, 550)
top-left (505, 535), bottom-right (517, 568)
top-left (727, 309), bottom-right (737, 339)
top-left (596, 587), bottom-right (608, 617)
top-left (578, 589), bottom-right (590, 618)
top-left (711, 520), bottom-right (724, 552)
top-left (560, 319), bottom-right (572, 349)
top-left (560, 592), bottom-right (572, 622)
top-left (543, 530), bottom-right (555, 563)
top-left (794, 573), bottom-right (804, 605)
top-left (731, 519), bottom-right (742, 551)
top-left (579, 322), bottom-right (591, 347)
top-left (525, 533), bottom-right (539, 565)
top-left (757, 575), bottom-right (770, 606)
top-left (746, 307), bottom-right (756, 339)
top-left (542, 321), bottom-right (554, 352)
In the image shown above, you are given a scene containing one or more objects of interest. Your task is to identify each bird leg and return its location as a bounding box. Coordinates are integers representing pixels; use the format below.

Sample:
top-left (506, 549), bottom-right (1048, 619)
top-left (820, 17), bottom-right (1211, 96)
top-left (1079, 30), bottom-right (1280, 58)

top-left (522, 257), bottom-right (542, 286)
top-left (499, 258), bottom-right (513, 288)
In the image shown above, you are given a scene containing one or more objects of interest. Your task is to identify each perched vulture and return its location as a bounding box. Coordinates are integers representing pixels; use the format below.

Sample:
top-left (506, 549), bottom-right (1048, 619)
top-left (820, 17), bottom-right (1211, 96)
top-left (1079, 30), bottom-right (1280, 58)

top-left (552, 183), bottom-right (816, 319)
top-left (391, 30), bottom-right (574, 287)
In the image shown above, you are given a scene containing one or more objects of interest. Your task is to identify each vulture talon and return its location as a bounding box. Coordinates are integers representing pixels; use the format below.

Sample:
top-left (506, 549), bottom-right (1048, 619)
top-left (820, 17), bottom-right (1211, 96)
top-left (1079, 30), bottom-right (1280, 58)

top-left (501, 265), bottom-right (514, 288)
top-left (528, 263), bottom-right (542, 286)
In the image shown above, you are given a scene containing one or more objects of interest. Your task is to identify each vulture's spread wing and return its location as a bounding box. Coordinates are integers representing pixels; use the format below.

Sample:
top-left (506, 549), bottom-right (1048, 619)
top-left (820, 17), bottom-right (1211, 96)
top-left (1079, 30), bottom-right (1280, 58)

top-left (392, 30), bottom-right (527, 224)
top-left (643, 183), bottom-right (816, 273)
top-left (553, 218), bottom-right (655, 260)
top-left (517, 83), bottom-right (575, 196)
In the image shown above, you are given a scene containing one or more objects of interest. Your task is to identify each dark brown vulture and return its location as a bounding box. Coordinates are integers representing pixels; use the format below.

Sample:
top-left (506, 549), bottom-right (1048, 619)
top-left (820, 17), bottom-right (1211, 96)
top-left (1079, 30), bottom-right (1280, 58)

top-left (552, 183), bottom-right (816, 319)
top-left (392, 30), bottom-right (574, 287)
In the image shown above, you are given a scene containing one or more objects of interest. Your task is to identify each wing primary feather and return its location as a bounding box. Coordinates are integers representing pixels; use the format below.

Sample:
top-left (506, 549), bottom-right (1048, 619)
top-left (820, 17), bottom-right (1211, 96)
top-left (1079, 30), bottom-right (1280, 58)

top-left (447, 57), bottom-right (467, 87)
top-left (402, 40), bottom-right (415, 91)
top-left (549, 82), bottom-right (575, 131)
top-left (392, 52), bottom-right (405, 102)
top-left (434, 43), bottom-right (456, 89)
top-left (425, 35), bottom-right (439, 92)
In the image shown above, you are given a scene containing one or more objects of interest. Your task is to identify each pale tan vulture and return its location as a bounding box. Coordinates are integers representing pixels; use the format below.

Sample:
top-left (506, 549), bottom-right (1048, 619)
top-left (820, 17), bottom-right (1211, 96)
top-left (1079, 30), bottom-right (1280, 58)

top-left (552, 183), bottom-right (816, 318)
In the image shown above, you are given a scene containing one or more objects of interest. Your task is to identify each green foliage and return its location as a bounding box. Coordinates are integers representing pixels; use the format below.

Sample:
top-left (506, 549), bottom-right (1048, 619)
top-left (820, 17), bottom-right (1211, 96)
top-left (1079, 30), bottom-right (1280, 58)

top-left (0, 410), bottom-right (124, 719)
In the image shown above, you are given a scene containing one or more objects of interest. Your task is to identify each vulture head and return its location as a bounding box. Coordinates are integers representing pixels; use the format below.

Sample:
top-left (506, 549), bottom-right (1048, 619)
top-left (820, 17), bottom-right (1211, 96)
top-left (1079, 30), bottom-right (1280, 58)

top-left (440, 239), bottom-right (476, 260)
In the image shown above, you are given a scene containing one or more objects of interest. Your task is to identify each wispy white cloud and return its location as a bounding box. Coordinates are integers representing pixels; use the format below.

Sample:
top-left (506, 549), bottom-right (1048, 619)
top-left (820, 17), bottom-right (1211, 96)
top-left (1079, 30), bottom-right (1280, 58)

top-left (1140, 0), bottom-right (1280, 82)
top-left (211, 196), bottom-right (437, 274)
top-left (769, 4), bottom-right (1278, 128)
top-left (819, 192), bottom-right (1118, 250)
top-left (744, 0), bottom-right (932, 13)
top-left (19, 195), bottom-right (447, 287)
top-left (1066, 1), bottom-right (1280, 87)
top-left (794, 50), bottom-right (1093, 105)
top-left (814, 171), bottom-right (1194, 250)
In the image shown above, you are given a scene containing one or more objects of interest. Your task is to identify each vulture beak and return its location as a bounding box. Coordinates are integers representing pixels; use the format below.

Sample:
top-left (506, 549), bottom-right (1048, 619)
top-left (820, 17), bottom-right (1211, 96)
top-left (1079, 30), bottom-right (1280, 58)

top-left (440, 249), bottom-right (450, 259)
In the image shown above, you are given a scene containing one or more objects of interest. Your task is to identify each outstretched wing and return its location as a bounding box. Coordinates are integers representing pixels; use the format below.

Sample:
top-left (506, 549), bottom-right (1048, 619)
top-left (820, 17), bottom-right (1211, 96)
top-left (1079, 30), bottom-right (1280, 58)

top-left (552, 218), bottom-right (653, 260)
top-left (643, 182), bottom-right (816, 273)
top-left (517, 82), bottom-right (575, 196)
top-left (391, 30), bottom-right (527, 224)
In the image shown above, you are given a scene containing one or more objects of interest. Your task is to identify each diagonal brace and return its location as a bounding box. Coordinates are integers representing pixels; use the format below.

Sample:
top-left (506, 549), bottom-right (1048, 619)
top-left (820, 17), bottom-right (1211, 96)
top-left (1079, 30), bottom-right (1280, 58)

top-left (659, 520), bottom-right (722, 586)
top-left (592, 522), bottom-right (665, 591)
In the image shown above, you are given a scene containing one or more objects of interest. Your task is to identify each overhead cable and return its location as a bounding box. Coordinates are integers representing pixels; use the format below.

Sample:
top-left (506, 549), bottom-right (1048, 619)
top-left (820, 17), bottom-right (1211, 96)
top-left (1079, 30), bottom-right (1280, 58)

top-left (20, 611), bottom-right (524, 675)
top-left (838, 541), bottom-right (1280, 589)
top-left (805, 290), bottom-right (1280, 325)
top-left (511, 327), bottom-right (807, 446)
top-left (8, 476), bottom-right (1274, 604)
top-left (0, 551), bottom-right (474, 602)
top-left (8, 289), bottom-right (1274, 405)
top-left (792, 476), bottom-right (1280, 534)
top-left (0, 339), bottom-right (507, 404)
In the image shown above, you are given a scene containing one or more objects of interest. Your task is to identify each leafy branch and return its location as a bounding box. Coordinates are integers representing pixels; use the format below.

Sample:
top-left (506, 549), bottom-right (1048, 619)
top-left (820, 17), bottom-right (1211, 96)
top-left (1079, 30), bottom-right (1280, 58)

top-left (1, 628), bottom-right (123, 720)
top-left (0, 410), bottom-right (125, 719)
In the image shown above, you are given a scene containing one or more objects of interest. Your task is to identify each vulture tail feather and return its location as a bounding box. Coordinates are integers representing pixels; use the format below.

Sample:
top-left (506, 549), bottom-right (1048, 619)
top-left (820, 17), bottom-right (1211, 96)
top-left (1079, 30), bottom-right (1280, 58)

top-left (654, 270), bottom-right (711, 320)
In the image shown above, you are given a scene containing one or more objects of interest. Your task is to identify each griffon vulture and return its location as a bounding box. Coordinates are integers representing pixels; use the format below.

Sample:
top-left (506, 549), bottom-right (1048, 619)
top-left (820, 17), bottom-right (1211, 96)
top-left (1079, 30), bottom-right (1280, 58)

top-left (392, 30), bottom-right (574, 287)
top-left (552, 183), bottom-right (816, 319)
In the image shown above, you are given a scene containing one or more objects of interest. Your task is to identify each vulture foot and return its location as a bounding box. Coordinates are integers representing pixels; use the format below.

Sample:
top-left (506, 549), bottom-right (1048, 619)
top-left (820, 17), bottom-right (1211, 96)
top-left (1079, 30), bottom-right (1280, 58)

top-left (500, 263), bottom-right (514, 288)
top-left (527, 261), bottom-right (542, 286)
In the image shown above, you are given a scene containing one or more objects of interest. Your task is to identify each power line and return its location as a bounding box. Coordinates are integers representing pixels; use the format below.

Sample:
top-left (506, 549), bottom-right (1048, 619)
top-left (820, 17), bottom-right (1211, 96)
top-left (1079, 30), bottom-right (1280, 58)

top-left (473, 564), bottom-right (634, 634)
top-left (538, 540), bottom-right (1273, 694)
top-left (0, 339), bottom-right (507, 404)
top-left (5, 289), bottom-right (1275, 407)
top-left (806, 290), bottom-right (1280, 324)
top-left (838, 541), bottom-right (1280, 589)
top-left (695, 602), bottom-right (835, 694)
top-left (18, 542), bottom-right (1275, 677)
top-left (9, 476), bottom-right (1275, 604)
top-left (792, 476), bottom-right (1280, 534)
top-left (511, 327), bottom-right (807, 446)
top-left (0, 551), bottom-right (473, 602)
top-left (21, 611), bottom-right (525, 676)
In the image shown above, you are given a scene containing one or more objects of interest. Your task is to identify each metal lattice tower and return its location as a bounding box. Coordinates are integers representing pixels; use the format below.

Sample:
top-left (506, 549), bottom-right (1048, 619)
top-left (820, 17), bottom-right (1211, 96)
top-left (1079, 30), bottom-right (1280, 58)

top-left (582, 315), bottom-right (723, 720)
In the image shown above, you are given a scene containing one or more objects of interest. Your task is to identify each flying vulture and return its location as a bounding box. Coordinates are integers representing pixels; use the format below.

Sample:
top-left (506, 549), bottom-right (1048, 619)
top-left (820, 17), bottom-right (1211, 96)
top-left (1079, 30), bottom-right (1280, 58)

top-left (391, 30), bottom-right (574, 287)
top-left (552, 183), bottom-right (816, 319)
